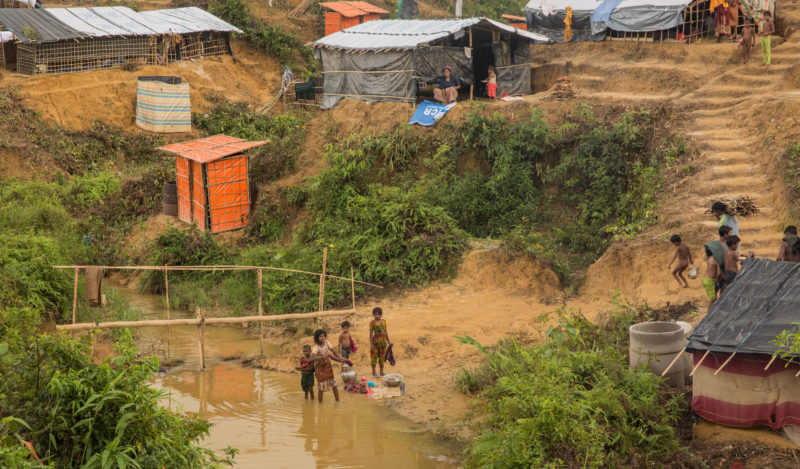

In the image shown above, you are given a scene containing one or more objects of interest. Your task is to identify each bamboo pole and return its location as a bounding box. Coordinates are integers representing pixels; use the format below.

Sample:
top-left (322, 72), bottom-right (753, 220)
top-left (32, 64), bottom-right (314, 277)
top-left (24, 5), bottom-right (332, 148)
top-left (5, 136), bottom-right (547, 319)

top-left (317, 248), bottom-right (327, 331)
top-left (713, 352), bottom-right (736, 376)
top-left (765, 354), bottom-right (778, 371)
top-left (53, 265), bottom-right (382, 288)
top-left (258, 268), bottom-right (264, 356)
top-left (165, 266), bottom-right (170, 363)
top-left (56, 309), bottom-right (356, 331)
top-left (660, 347), bottom-right (687, 377)
top-left (350, 266), bottom-right (356, 311)
top-left (794, 367), bottom-right (800, 378)
top-left (689, 349), bottom-right (711, 376)
top-left (72, 267), bottom-right (79, 324)
top-left (198, 307), bottom-right (206, 369)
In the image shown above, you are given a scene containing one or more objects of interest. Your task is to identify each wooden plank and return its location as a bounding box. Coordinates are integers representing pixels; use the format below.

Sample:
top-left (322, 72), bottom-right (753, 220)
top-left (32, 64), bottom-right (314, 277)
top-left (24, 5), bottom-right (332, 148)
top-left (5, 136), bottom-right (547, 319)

top-left (56, 309), bottom-right (356, 331)
top-left (258, 268), bottom-right (264, 356)
top-left (198, 307), bottom-right (206, 369)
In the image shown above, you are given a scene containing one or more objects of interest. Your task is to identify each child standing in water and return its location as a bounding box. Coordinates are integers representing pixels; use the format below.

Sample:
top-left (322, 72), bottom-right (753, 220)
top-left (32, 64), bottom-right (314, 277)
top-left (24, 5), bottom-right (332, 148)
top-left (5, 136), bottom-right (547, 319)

top-left (338, 321), bottom-right (352, 359)
top-left (311, 329), bottom-right (351, 403)
top-left (668, 234), bottom-right (693, 288)
top-left (369, 307), bottom-right (391, 378)
top-left (295, 344), bottom-right (315, 400)
top-left (485, 65), bottom-right (497, 100)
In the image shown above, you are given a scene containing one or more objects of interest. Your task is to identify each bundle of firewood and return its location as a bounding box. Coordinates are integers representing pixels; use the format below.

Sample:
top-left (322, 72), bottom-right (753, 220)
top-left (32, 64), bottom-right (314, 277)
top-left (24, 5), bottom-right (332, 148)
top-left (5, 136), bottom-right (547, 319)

top-left (706, 196), bottom-right (761, 217)
top-left (553, 76), bottom-right (574, 100)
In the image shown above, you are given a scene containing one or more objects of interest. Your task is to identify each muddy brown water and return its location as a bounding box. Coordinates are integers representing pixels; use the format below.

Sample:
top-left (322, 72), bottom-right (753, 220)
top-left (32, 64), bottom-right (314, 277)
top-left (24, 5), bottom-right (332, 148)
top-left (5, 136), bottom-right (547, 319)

top-left (110, 282), bottom-right (459, 468)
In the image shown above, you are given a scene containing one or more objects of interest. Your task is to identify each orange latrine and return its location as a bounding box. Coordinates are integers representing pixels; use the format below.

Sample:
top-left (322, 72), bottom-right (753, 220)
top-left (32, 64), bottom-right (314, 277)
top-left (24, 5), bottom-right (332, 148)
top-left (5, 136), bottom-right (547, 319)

top-left (320, 1), bottom-right (388, 36)
top-left (158, 135), bottom-right (267, 233)
top-left (502, 14), bottom-right (528, 31)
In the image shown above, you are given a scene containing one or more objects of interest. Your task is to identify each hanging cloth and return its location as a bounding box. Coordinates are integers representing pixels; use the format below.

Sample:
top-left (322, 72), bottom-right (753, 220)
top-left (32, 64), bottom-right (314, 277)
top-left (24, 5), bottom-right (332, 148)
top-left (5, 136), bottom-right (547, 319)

top-left (564, 7), bottom-right (574, 42)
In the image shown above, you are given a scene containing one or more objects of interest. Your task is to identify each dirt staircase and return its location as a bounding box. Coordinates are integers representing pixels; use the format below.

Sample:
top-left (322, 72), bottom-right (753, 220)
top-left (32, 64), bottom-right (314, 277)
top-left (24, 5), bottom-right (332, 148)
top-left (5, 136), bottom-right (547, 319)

top-left (580, 35), bottom-right (800, 305)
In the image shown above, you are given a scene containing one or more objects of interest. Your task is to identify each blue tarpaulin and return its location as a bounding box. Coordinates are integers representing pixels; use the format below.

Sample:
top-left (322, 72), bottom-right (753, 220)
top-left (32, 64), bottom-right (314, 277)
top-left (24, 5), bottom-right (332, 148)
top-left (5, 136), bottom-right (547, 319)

top-left (591, 0), bottom-right (624, 22)
top-left (409, 100), bottom-right (456, 126)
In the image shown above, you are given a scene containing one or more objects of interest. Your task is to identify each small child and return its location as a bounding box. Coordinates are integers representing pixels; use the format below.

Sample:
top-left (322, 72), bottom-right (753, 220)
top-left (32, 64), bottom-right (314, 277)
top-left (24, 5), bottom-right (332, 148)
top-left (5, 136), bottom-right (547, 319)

top-left (723, 236), bottom-right (755, 287)
top-left (667, 234), bottom-right (693, 288)
top-left (703, 246), bottom-right (721, 309)
top-left (484, 65), bottom-right (497, 100)
top-left (295, 344), bottom-right (315, 400)
top-left (338, 321), bottom-right (352, 359)
top-left (759, 10), bottom-right (774, 68)
top-left (739, 22), bottom-right (755, 65)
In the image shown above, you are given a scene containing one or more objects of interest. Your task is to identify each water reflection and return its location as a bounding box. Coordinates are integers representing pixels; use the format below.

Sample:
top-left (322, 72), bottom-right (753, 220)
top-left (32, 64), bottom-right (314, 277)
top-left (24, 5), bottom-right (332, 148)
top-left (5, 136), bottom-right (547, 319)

top-left (108, 281), bottom-right (458, 469)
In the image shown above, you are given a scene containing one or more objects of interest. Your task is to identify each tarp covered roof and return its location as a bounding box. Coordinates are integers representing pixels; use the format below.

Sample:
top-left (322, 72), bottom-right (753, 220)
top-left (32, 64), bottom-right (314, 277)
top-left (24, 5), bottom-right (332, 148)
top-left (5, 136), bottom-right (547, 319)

top-left (0, 6), bottom-right (241, 43)
top-left (524, 0), bottom-right (605, 12)
top-left (158, 135), bottom-right (267, 163)
top-left (0, 8), bottom-right (83, 43)
top-left (320, 1), bottom-right (388, 17)
top-left (139, 7), bottom-right (243, 34)
top-left (687, 259), bottom-right (800, 357)
top-left (47, 7), bottom-right (170, 37)
top-left (314, 17), bottom-right (549, 50)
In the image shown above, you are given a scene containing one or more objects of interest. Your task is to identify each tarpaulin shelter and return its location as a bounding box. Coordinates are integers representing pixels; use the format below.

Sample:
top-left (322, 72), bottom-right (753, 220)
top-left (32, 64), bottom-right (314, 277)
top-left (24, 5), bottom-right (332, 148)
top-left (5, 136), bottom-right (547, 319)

top-left (313, 18), bottom-right (549, 109)
top-left (0, 6), bottom-right (241, 75)
top-left (686, 258), bottom-right (800, 429)
top-left (136, 76), bottom-right (191, 133)
top-left (320, 1), bottom-right (388, 36)
top-left (525, 0), bottom-right (606, 42)
top-left (590, 0), bottom-right (695, 38)
top-left (158, 135), bottom-right (267, 233)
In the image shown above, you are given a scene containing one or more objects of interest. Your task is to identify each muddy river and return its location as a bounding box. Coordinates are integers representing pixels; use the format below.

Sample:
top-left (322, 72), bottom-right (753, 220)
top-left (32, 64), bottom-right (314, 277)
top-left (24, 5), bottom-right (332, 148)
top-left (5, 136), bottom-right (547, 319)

top-left (111, 283), bottom-right (459, 468)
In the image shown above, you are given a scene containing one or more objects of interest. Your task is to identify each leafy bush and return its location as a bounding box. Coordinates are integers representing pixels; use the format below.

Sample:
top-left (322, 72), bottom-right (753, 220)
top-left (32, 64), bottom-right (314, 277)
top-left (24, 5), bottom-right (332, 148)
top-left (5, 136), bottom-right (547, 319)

top-left (142, 227), bottom-right (230, 294)
top-left (209, 0), bottom-right (316, 74)
top-left (0, 310), bottom-right (235, 468)
top-left (457, 303), bottom-right (690, 468)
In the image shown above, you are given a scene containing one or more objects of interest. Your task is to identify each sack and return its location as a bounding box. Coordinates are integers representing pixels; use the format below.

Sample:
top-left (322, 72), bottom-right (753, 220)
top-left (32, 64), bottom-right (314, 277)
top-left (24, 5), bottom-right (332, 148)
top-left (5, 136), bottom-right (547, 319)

top-left (687, 266), bottom-right (698, 280)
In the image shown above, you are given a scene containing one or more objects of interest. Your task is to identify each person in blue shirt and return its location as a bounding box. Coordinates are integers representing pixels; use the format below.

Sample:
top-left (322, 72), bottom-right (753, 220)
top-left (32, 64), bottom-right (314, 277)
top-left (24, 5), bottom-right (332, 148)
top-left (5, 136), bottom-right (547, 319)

top-left (433, 66), bottom-right (461, 105)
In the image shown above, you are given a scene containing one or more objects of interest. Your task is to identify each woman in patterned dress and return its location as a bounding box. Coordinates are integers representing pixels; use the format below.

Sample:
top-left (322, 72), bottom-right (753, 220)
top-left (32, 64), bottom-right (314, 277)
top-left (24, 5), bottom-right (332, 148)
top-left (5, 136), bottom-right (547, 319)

top-left (311, 329), bottom-right (351, 403)
top-left (369, 307), bottom-right (391, 378)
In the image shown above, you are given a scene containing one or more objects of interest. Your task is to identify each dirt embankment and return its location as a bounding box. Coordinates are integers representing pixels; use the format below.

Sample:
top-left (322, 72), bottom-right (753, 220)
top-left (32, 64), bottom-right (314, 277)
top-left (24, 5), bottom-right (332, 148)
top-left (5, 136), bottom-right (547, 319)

top-left (1, 40), bottom-right (280, 132)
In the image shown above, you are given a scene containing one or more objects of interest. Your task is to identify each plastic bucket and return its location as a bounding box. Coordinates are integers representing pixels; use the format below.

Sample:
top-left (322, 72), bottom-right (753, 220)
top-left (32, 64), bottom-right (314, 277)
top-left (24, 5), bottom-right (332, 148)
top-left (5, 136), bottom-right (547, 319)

top-left (163, 181), bottom-right (178, 204)
top-left (629, 321), bottom-right (685, 389)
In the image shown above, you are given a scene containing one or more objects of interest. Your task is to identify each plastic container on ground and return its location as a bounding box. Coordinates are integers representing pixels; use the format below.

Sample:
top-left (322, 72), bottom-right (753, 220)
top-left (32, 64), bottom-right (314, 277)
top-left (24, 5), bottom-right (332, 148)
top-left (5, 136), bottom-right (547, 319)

top-left (629, 321), bottom-right (685, 389)
top-left (163, 181), bottom-right (178, 216)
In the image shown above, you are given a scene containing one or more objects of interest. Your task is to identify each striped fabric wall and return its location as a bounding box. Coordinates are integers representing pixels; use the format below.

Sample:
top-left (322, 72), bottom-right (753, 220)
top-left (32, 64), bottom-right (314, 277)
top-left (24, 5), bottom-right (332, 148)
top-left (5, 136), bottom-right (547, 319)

top-left (692, 351), bottom-right (800, 429)
top-left (136, 80), bottom-right (191, 133)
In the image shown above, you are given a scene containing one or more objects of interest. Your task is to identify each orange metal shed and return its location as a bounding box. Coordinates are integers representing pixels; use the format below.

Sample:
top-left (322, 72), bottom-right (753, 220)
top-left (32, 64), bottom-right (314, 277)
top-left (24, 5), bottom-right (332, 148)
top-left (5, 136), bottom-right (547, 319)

top-left (158, 135), bottom-right (268, 233)
top-left (502, 14), bottom-right (528, 31)
top-left (321, 1), bottom-right (388, 36)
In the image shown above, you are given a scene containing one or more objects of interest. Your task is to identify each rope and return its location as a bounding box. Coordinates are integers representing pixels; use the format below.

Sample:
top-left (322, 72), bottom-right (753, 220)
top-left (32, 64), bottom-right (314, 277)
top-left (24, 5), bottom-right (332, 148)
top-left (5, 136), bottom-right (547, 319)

top-left (321, 69), bottom-right (415, 74)
top-left (323, 92), bottom-right (415, 101)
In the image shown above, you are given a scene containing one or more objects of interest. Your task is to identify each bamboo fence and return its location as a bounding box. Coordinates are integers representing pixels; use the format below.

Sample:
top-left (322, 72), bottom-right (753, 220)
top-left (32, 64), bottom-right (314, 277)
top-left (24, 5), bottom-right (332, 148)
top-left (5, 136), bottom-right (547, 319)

top-left (54, 252), bottom-right (378, 368)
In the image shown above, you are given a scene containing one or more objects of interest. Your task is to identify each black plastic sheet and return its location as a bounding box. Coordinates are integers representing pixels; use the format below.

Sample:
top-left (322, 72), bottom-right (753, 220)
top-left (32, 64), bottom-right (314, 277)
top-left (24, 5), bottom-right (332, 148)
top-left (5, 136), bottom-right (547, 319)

top-left (686, 258), bottom-right (800, 356)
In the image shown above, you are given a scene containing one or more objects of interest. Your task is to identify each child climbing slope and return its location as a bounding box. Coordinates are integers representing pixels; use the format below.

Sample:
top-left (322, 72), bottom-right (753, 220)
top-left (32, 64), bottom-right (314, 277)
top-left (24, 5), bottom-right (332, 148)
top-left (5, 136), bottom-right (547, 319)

top-left (667, 234), bottom-right (693, 288)
top-left (369, 307), bottom-right (391, 378)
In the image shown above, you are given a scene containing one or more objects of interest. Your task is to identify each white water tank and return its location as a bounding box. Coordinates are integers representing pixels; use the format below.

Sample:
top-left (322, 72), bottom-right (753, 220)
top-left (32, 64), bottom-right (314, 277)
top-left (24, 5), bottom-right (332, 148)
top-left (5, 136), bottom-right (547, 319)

top-left (629, 321), bottom-right (685, 389)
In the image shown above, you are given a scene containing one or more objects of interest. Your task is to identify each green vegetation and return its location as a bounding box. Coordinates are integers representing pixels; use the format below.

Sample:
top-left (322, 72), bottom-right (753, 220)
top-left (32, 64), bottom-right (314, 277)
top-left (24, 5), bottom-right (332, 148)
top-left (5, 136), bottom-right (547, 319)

top-left (455, 302), bottom-right (695, 468)
top-left (209, 0), bottom-right (316, 76)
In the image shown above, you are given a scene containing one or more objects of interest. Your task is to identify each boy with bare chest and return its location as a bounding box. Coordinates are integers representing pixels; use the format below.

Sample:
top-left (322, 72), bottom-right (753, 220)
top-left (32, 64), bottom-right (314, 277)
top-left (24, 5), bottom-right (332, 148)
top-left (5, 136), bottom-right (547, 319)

top-left (668, 234), bottom-right (693, 288)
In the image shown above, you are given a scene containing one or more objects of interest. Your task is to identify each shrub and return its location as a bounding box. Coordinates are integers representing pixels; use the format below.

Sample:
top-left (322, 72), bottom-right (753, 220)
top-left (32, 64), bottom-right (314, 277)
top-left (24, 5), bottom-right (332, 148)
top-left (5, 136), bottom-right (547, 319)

top-left (457, 304), bottom-right (690, 468)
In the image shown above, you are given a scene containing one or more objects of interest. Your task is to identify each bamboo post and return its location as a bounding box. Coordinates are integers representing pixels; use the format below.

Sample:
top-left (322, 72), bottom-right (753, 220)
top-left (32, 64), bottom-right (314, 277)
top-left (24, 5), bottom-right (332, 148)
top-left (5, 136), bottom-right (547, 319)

top-left (258, 268), bottom-right (264, 356)
top-left (350, 266), bottom-right (356, 311)
top-left (713, 352), bottom-right (737, 376)
top-left (72, 267), bottom-right (79, 324)
top-left (198, 307), bottom-right (206, 369)
top-left (689, 349), bottom-right (711, 376)
top-left (165, 266), bottom-right (170, 363)
top-left (317, 248), bottom-right (327, 331)
top-left (794, 367), bottom-right (800, 378)
top-left (660, 347), bottom-right (687, 377)
top-left (765, 354), bottom-right (778, 371)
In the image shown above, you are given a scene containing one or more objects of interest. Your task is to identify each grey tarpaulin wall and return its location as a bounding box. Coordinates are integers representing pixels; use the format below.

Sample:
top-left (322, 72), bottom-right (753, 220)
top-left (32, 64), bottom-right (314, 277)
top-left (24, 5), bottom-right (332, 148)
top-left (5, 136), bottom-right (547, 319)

top-left (527, 9), bottom-right (605, 42)
top-left (591, 4), bottom-right (688, 34)
top-left (686, 258), bottom-right (800, 356)
top-left (317, 48), bottom-right (416, 109)
top-left (492, 42), bottom-right (531, 96)
top-left (318, 42), bottom-right (529, 109)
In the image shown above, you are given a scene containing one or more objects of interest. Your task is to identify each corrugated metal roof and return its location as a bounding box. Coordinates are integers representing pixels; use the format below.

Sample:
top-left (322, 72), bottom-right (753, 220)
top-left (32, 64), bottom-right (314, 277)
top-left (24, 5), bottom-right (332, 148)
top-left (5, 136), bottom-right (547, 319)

top-left (139, 7), bottom-right (243, 34)
top-left (320, 1), bottom-right (389, 17)
top-left (0, 8), bottom-right (84, 43)
top-left (158, 135), bottom-right (268, 163)
top-left (314, 17), bottom-right (548, 50)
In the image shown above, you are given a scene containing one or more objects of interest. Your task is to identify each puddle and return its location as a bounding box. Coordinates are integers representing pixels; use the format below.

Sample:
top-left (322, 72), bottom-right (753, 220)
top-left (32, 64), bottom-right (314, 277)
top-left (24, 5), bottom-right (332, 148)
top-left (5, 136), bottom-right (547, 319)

top-left (109, 281), bottom-right (460, 468)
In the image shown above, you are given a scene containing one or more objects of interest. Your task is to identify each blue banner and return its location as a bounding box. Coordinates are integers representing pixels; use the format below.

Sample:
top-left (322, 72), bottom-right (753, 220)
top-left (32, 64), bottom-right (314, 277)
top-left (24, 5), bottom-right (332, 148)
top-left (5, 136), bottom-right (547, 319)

top-left (409, 101), bottom-right (456, 126)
